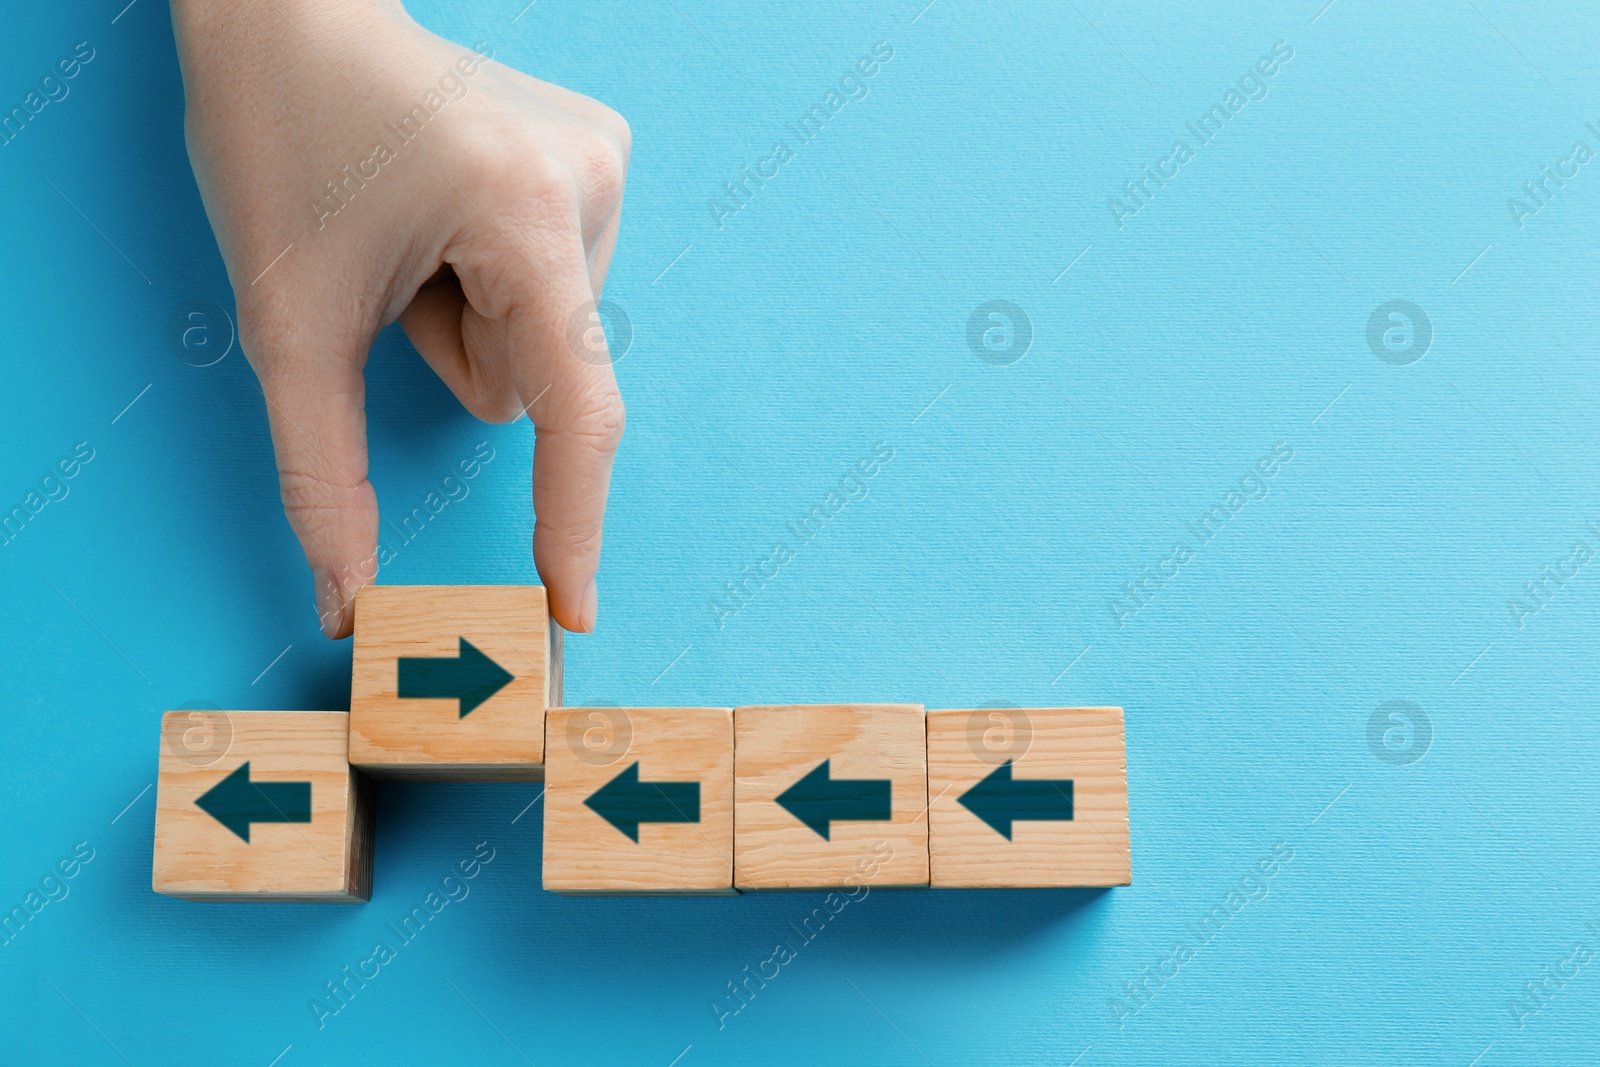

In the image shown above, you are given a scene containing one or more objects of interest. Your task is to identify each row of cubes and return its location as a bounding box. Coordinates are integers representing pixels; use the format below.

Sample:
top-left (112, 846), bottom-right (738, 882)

top-left (546, 702), bottom-right (1129, 893)
top-left (151, 586), bottom-right (1128, 899)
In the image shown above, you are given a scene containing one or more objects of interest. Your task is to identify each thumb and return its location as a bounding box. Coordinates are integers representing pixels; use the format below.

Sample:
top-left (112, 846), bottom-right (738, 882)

top-left (245, 316), bottom-right (378, 639)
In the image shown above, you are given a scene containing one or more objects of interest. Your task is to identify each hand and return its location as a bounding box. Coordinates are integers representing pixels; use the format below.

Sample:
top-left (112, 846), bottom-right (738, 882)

top-left (171, 0), bottom-right (629, 637)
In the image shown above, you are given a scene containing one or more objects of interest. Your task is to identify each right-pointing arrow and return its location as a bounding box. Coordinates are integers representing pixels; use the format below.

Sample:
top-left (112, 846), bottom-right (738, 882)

top-left (397, 637), bottom-right (514, 718)
top-left (958, 760), bottom-right (1074, 840)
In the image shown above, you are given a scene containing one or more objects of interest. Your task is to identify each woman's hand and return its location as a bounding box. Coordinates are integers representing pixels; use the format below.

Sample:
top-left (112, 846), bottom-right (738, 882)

top-left (171, 0), bottom-right (629, 637)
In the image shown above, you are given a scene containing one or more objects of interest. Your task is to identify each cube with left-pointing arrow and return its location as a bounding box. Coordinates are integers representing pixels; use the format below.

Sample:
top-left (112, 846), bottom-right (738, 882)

top-left (543, 707), bottom-right (735, 894)
top-left (733, 704), bottom-right (930, 890)
top-left (925, 707), bottom-right (1130, 888)
top-left (152, 710), bottom-right (374, 902)
top-left (350, 585), bottom-right (561, 780)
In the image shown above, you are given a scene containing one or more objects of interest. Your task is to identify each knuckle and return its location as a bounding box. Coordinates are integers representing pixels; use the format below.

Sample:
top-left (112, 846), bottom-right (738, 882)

top-left (506, 149), bottom-right (582, 216)
top-left (236, 300), bottom-right (289, 370)
top-left (237, 288), bottom-right (367, 372)
top-left (557, 386), bottom-right (626, 451)
top-left (278, 464), bottom-right (364, 505)
top-left (465, 139), bottom-right (581, 224)
top-left (595, 105), bottom-right (631, 163)
top-left (613, 114), bottom-right (632, 162)
top-left (536, 510), bottom-right (605, 560)
top-left (276, 466), bottom-right (374, 540)
top-left (578, 133), bottom-right (628, 211)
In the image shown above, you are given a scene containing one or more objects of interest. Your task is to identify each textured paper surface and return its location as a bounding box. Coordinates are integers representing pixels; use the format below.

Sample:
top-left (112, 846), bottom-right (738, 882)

top-left (1, 1), bottom-right (1597, 1063)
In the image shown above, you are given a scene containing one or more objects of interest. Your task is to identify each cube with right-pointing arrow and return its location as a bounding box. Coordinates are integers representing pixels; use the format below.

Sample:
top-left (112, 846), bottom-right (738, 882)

top-left (349, 585), bottom-right (561, 780)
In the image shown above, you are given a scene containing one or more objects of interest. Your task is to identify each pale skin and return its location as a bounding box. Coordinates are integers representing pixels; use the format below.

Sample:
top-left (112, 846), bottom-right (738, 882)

top-left (170, 0), bottom-right (629, 638)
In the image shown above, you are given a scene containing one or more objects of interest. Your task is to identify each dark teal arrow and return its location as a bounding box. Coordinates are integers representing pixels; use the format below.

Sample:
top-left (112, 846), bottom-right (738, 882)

top-left (397, 637), bottom-right (513, 717)
top-left (196, 762), bottom-right (312, 843)
top-left (958, 760), bottom-right (1074, 839)
top-left (775, 759), bottom-right (891, 840)
top-left (585, 762), bottom-right (701, 841)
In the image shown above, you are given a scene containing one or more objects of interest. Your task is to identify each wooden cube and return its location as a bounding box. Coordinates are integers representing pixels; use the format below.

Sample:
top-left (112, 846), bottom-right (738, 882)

top-left (152, 710), bottom-right (374, 902)
top-left (543, 707), bottom-right (735, 894)
top-left (926, 707), bottom-right (1130, 888)
top-left (733, 704), bottom-right (928, 890)
top-left (350, 585), bottom-right (561, 780)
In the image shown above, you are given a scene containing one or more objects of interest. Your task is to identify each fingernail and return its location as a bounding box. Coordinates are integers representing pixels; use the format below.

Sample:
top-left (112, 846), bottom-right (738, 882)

top-left (314, 569), bottom-right (344, 639)
top-left (578, 577), bottom-right (598, 633)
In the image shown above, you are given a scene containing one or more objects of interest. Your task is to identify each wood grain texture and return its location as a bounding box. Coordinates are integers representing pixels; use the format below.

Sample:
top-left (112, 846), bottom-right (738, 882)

top-left (152, 710), bottom-right (373, 902)
top-left (543, 707), bottom-right (735, 894)
top-left (733, 704), bottom-right (928, 890)
top-left (927, 707), bottom-right (1130, 888)
top-left (349, 585), bottom-right (559, 780)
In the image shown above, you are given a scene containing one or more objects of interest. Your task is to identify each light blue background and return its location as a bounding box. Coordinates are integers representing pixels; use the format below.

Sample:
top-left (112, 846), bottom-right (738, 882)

top-left (3, 0), bottom-right (1599, 1063)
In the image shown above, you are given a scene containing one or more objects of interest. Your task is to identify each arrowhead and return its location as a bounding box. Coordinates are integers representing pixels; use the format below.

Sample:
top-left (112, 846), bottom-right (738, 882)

top-left (958, 760), bottom-right (1018, 840)
top-left (776, 759), bottom-right (838, 840)
top-left (196, 762), bottom-right (257, 843)
top-left (958, 760), bottom-right (1074, 839)
top-left (584, 763), bottom-right (700, 841)
top-left (585, 761), bottom-right (643, 841)
top-left (454, 638), bottom-right (514, 717)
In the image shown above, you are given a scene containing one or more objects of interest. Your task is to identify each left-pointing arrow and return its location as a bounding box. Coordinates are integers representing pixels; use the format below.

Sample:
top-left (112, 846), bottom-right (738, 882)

top-left (397, 637), bottom-right (514, 718)
top-left (196, 762), bottom-right (312, 843)
top-left (584, 762), bottom-right (701, 841)
top-left (957, 760), bottom-right (1074, 840)
top-left (776, 759), bottom-right (892, 840)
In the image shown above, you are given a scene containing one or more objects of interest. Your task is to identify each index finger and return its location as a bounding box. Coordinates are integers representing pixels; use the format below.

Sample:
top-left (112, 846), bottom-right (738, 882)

top-left (505, 228), bottom-right (625, 634)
